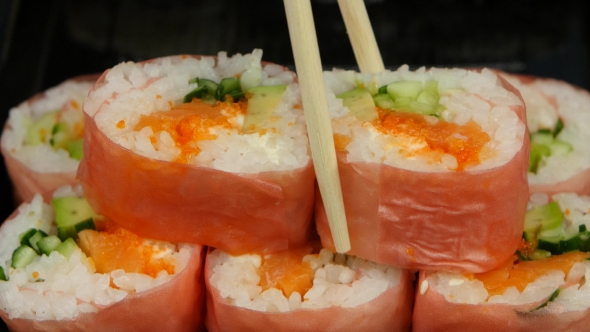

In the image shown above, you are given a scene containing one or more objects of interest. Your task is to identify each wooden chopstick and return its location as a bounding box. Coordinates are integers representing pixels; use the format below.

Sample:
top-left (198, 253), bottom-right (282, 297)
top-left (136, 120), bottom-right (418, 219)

top-left (284, 0), bottom-right (351, 253)
top-left (337, 0), bottom-right (384, 73)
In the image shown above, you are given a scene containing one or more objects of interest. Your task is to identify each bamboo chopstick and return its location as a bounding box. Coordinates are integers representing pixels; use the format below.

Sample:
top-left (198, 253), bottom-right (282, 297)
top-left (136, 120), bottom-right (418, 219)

top-left (337, 0), bottom-right (384, 73)
top-left (283, 0), bottom-right (351, 253)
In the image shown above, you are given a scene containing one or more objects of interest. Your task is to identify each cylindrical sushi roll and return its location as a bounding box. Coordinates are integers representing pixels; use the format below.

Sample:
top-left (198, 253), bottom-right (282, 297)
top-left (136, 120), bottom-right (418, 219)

top-left (78, 49), bottom-right (314, 255)
top-left (316, 66), bottom-right (529, 272)
top-left (205, 248), bottom-right (413, 332)
top-left (500, 74), bottom-right (590, 196)
top-left (413, 192), bottom-right (590, 332)
top-left (1, 76), bottom-right (97, 204)
top-left (0, 186), bottom-right (205, 332)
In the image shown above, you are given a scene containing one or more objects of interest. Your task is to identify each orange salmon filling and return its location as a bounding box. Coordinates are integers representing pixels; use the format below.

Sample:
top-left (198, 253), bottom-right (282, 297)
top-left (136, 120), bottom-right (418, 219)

top-left (258, 247), bottom-right (314, 298)
top-left (375, 109), bottom-right (491, 171)
top-left (468, 252), bottom-right (590, 297)
top-left (134, 99), bottom-right (246, 163)
top-left (77, 223), bottom-right (176, 278)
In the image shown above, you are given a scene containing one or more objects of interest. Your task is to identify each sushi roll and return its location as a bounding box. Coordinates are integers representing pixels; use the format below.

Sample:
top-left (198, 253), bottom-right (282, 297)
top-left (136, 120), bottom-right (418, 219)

top-left (0, 186), bottom-right (205, 331)
top-left (501, 74), bottom-right (590, 196)
top-left (205, 247), bottom-right (413, 331)
top-left (78, 50), bottom-right (314, 255)
top-left (316, 66), bottom-right (529, 272)
top-left (1, 76), bottom-right (97, 203)
top-left (413, 193), bottom-right (590, 331)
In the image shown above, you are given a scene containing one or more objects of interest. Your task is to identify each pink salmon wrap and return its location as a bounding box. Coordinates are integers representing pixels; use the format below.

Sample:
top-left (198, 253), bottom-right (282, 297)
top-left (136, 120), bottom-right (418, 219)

top-left (501, 74), bottom-right (590, 197)
top-left (316, 77), bottom-right (529, 273)
top-left (78, 62), bottom-right (315, 256)
top-left (413, 271), bottom-right (590, 332)
top-left (204, 251), bottom-right (414, 332)
top-left (0, 209), bottom-right (206, 332)
top-left (1, 75), bottom-right (99, 204)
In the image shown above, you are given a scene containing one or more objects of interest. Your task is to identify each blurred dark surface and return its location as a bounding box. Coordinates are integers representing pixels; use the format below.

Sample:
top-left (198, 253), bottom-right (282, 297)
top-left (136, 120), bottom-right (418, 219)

top-left (0, 0), bottom-right (589, 328)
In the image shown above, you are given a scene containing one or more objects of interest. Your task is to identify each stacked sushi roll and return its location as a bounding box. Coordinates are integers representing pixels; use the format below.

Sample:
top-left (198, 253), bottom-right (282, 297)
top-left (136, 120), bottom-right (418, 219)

top-left (316, 66), bottom-right (529, 272)
top-left (501, 74), bottom-right (590, 196)
top-left (0, 186), bottom-right (205, 331)
top-left (205, 248), bottom-right (413, 332)
top-left (1, 76), bottom-right (96, 203)
top-left (413, 193), bottom-right (590, 331)
top-left (78, 50), bottom-right (315, 255)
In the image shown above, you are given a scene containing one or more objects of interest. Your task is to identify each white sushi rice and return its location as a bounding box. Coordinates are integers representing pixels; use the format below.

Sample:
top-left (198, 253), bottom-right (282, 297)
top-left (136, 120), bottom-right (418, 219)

top-left (1, 80), bottom-right (94, 173)
top-left (324, 66), bottom-right (525, 172)
top-left (427, 192), bottom-right (590, 310)
top-left (208, 248), bottom-right (402, 312)
top-left (84, 49), bottom-right (309, 173)
top-left (0, 187), bottom-right (192, 321)
top-left (503, 75), bottom-right (590, 185)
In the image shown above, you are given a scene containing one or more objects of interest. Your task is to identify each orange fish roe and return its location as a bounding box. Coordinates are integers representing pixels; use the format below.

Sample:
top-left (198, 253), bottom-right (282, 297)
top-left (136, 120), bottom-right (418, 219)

top-left (258, 247), bottom-right (314, 298)
top-left (116, 120), bottom-right (125, 129)
top-left (70, 100), bottom-right (80, 110)
top-left (469, 252), bottom-right (590, 297)
top-left (77, 223), bottom-right (176, 278)
top-left (375, 109), bottom-right (491, 171)
top-left (134, 99), bottom-right (246, 163)
top-left (334, 133), bottom-right (352, 152)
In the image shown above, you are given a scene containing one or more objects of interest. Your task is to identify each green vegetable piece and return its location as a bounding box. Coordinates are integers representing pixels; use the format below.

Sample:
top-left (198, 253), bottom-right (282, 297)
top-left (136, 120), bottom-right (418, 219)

top-left (393, 97), bottom-right (413, 110)
top-left (0, 267), bottom-right (6, 281)
top-left (548, 139), bottom-right (573, 156)
top-left (242, 85), bottom-right (288, 133)
top-left (184, 78), bottom-right (219, 103)
top-left (530, 131), bottom-right (554, 146)
top-left (52, 196), bottom-right (98, 241)
top-left (580, 225), bottom-right (587, 232)
top-left (531, 288), bottom-right (560, 311)
top-left (416, 90), bottom-right (439, 107)
top-left (409, 101), bottom-right (435, 115)
top-left (50, 122), bottom-right (72, 150)
top-left (216, 78), bottom-right (242, 102)
top-left (54, 238), bottom-right (79, 258)
top-left (19, 228), bottom-right (38, 246)
top-left (524, 202), bottom-right (563, 234)
top-left (378, 85), bottom-right (388, 94)
top-left (529, 249), bottom-right (551, 260)
top-left (28, 230), bottom-right (47, 254)
top-left (66, 138), bottom-right (84, 160)
top-left (336, 88), bottom-right (378, 122)
top-left (25, 111), bottom-right (59, 146)
top-left (386, 81), bottom-right (423, 100)
top-left (75, 218), bottom-right (96, 233)
top-left (529, 144), bottom-right (551, 173)
top-left (554, 118), bottom-right (564, 137)
top-left (37, 235), bottom-right (62, 256)
top-left (11, 245), bottom-right (39, 269)
top-left (373, 94), bottom-right (395, 110)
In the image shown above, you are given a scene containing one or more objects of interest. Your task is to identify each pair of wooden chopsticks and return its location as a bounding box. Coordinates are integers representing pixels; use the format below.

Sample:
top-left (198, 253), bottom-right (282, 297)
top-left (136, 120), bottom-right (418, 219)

top-left (284, 0), bottom-right (382, 253)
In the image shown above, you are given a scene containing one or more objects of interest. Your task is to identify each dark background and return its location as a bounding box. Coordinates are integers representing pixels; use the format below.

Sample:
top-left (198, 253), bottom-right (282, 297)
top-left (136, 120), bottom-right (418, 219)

top-left (0, 0), bottom-right (589, 328)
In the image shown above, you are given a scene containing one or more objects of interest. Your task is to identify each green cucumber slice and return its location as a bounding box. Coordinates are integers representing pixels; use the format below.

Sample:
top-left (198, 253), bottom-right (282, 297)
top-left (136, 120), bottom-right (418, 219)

top-left (11, 245), bottom-right (39, 268)
top-left (337, 88), bottom-right (378, 122)
top-left (373, 94), bottom-right (394, 110)
top-left (409, 101), bottom-right (435, 115)
top-left (55, 238), bottom-right (80, 258)
top-left (378, 85), bottom-right (388, 94)
top-left (50, 122), bottom-right (72, 150)
top-left (25, 111), bottom-right (59, 146)
top-left (52, 196), bottom-right (97, 241)
top-left (529, 249), bottom-right (551, 260)
top-left (28, 230), bottom-right (47, 254)
top-left (524, 202), bottom-right (563, 233)
top-left (548, 139), bottom-right (573, 156)
top-left (184, 78), bottom-right (219, 103)
top-left (529, 144), bottom-right (551, 173)
top-left (0, 267), bottom-right (6, 281)
top-left (19, 228), bottom-right (38, 246)
top-left (66, 138), bottom-right (84, 160)
top-left (216, 78), bottom-right (242, 102)
top-left (386, 81), bottom-right (423, 100)
top-left (530, 131), bottom-right (554, 146)
top-left (554, 118), bottom-right (564, 137)
top-left (416, 90), bottom-right (439, 107)
top-left (37, 236), bottom-right (62, 256)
